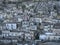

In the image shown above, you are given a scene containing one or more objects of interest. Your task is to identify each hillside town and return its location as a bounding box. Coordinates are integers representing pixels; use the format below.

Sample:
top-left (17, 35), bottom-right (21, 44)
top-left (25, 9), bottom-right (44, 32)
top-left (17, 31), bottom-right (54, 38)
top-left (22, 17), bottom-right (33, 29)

top-left (0, 0), bottom-right (60, 45)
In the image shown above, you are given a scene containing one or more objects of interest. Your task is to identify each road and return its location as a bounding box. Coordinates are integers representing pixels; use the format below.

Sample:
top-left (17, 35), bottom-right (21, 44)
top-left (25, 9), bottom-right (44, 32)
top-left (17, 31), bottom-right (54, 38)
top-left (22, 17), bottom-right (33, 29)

top-left (40, 42), bottom-right (60, 45)
top-left (0, 41), bottom-right (60, 45)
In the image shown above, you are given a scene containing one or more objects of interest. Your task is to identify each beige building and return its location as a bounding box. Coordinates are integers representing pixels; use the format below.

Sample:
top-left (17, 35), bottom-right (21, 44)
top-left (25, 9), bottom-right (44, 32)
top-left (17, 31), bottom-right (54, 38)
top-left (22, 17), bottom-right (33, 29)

top-left (53, 23), bottom-right (60, 35)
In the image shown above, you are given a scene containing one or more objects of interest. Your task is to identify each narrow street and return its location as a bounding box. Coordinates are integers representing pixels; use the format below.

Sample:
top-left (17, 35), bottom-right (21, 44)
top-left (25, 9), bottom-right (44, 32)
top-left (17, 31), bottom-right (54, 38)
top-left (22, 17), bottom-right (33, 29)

top-left (40, 42), bottom-right (60, 45)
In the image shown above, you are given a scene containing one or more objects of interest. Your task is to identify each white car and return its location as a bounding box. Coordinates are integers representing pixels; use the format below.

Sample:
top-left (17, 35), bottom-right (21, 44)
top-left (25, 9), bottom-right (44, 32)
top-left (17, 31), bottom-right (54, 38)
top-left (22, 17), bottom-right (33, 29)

top-left (39, 35), bottom-right (47, 42)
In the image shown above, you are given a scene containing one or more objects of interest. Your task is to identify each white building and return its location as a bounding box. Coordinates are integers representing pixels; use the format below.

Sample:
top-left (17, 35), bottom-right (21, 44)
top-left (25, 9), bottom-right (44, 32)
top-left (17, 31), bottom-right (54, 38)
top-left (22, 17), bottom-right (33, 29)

top-left (30, 25), bottom-right (37, 30)
top-left (30, 18), bottom-right (42, 23)
top-left (6, 23), bottom-right (17, 30)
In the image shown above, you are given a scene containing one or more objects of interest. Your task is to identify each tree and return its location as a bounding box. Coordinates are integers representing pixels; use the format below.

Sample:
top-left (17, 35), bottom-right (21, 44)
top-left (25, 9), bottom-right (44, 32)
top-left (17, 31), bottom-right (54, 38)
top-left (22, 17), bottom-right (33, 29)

top-left (34, 31), bottom-right (39, 40)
